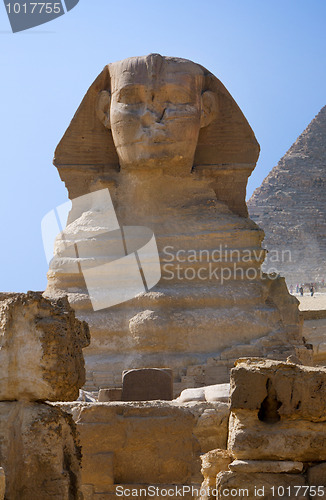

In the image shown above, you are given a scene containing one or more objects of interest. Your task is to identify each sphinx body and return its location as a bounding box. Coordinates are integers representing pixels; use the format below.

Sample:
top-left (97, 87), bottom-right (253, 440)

top-left (44, 55), bottom-right (311, 393)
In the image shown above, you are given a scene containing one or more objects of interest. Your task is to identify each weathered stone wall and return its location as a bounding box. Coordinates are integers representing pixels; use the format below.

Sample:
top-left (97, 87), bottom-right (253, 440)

top-left (58, 400), bottom-right (230, 498)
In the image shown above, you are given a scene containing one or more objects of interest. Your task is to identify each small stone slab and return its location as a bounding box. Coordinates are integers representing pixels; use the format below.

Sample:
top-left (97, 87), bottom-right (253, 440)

top-left (98, 388), bottom-right (122, 402)
top-left (121, 368), bottom-right (173, 401)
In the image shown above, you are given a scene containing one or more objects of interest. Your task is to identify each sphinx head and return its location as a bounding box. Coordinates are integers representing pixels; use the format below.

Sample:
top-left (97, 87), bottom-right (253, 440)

top-left (54, 54), bottom-right (259, 215)
top-left (96, 54), bottom-right (217, 173)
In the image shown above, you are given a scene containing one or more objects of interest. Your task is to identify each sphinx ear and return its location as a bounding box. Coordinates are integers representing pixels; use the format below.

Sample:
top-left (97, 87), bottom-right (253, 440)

top-left (200, 90), bottom-right (218, 128)
top-left (96, 90), bottom-right (111, 129)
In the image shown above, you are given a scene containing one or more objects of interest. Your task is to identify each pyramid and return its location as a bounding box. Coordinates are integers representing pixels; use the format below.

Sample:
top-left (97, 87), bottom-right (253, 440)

top-left (248, 105), bottom-right (326, 286)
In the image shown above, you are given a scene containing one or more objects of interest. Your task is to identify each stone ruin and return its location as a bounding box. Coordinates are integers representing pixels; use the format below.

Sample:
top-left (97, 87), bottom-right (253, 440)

top-left (44, 54), bottom-right (312, 393)
top-left (1, 54), bottom-right (325, 499)
top-left (201, 358), bottom-right (326, 499)
top-left (0, 292), bottom-right (89, 499)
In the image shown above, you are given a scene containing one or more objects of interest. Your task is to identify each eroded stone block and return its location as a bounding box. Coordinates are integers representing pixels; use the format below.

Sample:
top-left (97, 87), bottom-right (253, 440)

top-left (0, 292), bottom-right (90, 401)
top-left (98, 388), bottom-right (122, 402)
top-left (201, 449), bottom-right (232, 485)
top-left (216, 471), bottom-right (307, 500)
top-left (307, 462), bottom-right (326, 487)
top-left (72, 402), bottom-right (194, 484)
top-left (228, 410), bottom-right (326, 462)
top-left (230, 358), bottom-right (326, 422)
top-left (0, 402), bottom-right (82, 500)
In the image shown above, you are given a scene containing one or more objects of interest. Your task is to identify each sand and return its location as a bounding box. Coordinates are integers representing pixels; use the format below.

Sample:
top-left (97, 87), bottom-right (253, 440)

top-left (292, 292), bottom-right (326, 311)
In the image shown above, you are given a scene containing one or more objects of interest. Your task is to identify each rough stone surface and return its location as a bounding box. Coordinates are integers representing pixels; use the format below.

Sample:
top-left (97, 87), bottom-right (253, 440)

top-left (98, 388), bottom-right (122, 402)
top-left (248, 105), bottom-right (326, 285)
top-left (201, 449), bottom-right (232, 484)
top-left (307, 462), bottom-right (326, 487)
top-left (58, 400), bottom-right (229, 493)
top-left (216, 471), bottom-right (307, 500)
top-left (0, 292), bottom-right (90, 402)
top-left (0, 469), bottom-right (4, 500)
top-left (230, 358), bottom-right (326, 422)
top-left (228, 408), bottom-right (326, 462)
top-left (121, 368), bottom-right (173, 401)
top-left (228, 459), bottom-right (303, 474)
top-left (44, 54), bottom-right (310, 392)
top-left (0, 402), bottom-right (82, 500)
top-left (81, 452), bottom-right (114, 491)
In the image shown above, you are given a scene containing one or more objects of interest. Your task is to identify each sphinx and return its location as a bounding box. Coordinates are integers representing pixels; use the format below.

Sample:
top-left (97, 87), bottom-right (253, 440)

top-left (44, 54), bottom-right (311, 393)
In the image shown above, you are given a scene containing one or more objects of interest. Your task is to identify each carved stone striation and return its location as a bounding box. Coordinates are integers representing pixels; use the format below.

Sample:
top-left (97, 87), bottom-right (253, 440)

top-left (0, 291), bottom-right (90, 401)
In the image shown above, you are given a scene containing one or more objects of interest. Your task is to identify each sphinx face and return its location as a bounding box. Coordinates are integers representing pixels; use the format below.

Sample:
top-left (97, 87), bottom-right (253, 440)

top-left (108, 55), bottom-right (205, 172)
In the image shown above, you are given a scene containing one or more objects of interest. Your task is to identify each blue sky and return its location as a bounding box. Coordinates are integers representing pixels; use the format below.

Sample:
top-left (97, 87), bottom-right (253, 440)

top-left (1, 0), bottom-right (325, 292)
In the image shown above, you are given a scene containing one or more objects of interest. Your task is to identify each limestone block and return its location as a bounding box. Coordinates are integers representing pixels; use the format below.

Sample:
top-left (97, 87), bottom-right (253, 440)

top-left (216, 471), bottom-right (307, 500)
top-left (81, 484), bottom-right (95, 500)
top-left (201, 449), bottom-right (232, 485)
top-left (58, 400), bottom-right (229, 488)
top-left (176, 383), bottom-right (230, 403)
top-left (0, 401), bottom-right (82, 500)
top-left (98, 388), bottom-right (122, 402)
top-left (81, 452), bottom-right (114, 491)
top-left (72, 402), bottom-right (195, 484)
top-left (192, 403), bottom-right (230, 453)
top-left (205, 383), bottom-right (230, 402)
top-left (0, 292), bottom-right (90, 401)
top-left (307, 462), bottom-right (326, 487)
top-left (230, 358), bottom-right (326, 422)
top-left (228, 410), bottom-right (326, 462)
top-left (0, 468), bottom-right (5, 500)
top-left (121, 368), bottom-right (173, 401)
top-left (177, 387), bottom-right (206, 402)
top-left (228, 460), bottom-right (303, 474)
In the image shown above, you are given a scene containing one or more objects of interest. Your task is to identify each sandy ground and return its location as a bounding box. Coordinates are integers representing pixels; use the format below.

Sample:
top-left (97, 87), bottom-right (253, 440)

top-left (292, 292), bottom-right (326, 311)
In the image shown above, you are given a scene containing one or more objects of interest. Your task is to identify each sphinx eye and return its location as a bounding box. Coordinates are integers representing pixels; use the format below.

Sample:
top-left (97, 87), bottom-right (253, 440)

top-left (117, 87), bottom-right (143, 105)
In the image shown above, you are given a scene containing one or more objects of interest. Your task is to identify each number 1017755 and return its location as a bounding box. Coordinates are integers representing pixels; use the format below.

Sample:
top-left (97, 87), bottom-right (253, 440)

top-left (5, 3), bottom-right (63, 14)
